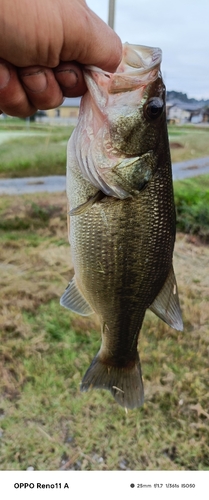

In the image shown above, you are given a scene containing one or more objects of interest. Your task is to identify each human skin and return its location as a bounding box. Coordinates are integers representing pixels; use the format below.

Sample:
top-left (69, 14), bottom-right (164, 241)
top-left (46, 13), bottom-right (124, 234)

top-left (0, 0), bottom-right (122, 117)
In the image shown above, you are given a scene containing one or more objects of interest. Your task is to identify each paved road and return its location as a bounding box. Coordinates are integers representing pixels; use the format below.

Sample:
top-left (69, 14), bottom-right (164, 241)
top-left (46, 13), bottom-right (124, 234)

top-left (0, 156), bottom-right (209, 195)
top-left (0, 175), bottom-right (66, 195)
top-left (172, 156), bottom-right (209, 181)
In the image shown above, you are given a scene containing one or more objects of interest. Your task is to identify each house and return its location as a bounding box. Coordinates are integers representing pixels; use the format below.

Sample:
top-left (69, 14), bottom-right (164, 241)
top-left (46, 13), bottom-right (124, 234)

top-left (46, 97), bottom-right (81, 119)
top-left (36, 97), bottom-right (81, 125)
top-left (166, 99), bottom-right (204, 124)
top-left (202, 107), bottom-right (209, 123)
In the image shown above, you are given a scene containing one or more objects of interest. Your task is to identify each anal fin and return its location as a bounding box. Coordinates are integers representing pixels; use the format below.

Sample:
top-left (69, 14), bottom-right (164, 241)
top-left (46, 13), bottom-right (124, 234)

top-left (149, 266), bottom-right (183, 331)
top-left (60, 276), bottom-right (93, 316)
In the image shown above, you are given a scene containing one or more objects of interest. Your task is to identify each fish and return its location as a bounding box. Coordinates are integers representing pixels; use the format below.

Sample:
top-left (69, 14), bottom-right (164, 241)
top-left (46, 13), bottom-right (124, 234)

top-left (60, 43), bottom-right (183, 409)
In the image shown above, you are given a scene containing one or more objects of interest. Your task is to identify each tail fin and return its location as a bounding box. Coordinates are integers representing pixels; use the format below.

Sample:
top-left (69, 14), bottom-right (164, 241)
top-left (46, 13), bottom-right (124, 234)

top-left (80, 353), bottom-right (144, 409)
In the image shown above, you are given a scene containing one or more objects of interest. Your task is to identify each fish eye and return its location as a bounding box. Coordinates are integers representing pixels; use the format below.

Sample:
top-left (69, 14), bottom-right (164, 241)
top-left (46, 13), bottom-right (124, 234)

top-left (144, 97), bottom-right (164, 120)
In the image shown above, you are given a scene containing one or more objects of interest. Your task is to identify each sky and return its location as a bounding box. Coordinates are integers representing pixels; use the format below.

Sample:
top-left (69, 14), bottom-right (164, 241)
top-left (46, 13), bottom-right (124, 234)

top-left (87, 0), bottom-right (209, 100)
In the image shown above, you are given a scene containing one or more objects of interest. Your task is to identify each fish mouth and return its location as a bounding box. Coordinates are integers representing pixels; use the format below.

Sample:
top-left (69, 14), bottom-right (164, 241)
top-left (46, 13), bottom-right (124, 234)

top-left (85, 43), bottom-right (162, 93)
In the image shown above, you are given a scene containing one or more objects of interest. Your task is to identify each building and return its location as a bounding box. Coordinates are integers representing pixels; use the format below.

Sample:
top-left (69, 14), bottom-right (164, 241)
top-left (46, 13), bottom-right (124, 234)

top-left (202, 107), bottom-right (209, 123)
top-left (166, 99), bottom-right (204, 124)
top-left (36, 97), bottom-right (81, 125)
top-left (46, 97), bottom-right (81, 119)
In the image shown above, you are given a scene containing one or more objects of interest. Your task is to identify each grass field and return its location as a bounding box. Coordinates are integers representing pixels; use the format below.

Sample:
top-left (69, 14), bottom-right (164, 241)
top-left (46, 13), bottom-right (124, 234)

top-left (0, 120), bottom-right (209, 178)
top-left (0, 120), bottom-right (72, 178)
top-left (174, 175), bottom-right (209, 242)
top-left (168, 124), bottom-right (209, 162)
top-left (0, 184), bottom-right (209, 471)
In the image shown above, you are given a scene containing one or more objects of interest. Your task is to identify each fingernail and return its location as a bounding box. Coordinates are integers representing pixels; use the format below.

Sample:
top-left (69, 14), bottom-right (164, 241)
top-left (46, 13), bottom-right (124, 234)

top-left (20, 71), bottom-right (47, 92)
top-left (55, 69), bottom-right (78, 89)
top-left (0, 63), bottom-right (10, 89)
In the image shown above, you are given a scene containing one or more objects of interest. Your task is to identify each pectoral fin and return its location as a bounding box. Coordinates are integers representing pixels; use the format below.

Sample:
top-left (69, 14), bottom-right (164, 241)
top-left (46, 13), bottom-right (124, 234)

top-left (70, 191), bottom-right (104, 216)
top-left (112, 152), bottom-right (155, 194)
top-left (60, 277), bottom-right (93, 316)
top-left (149, 266), bottom-right (183, 331)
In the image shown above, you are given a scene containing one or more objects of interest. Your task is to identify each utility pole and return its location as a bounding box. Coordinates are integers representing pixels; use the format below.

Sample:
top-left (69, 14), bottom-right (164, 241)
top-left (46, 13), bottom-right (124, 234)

top-left (108, 0), bottom-right (116, 30)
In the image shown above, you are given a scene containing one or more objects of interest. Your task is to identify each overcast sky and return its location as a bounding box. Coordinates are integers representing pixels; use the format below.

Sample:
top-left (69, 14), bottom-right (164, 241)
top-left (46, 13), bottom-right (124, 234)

top-left (87, 0), bottom-right (209, 100)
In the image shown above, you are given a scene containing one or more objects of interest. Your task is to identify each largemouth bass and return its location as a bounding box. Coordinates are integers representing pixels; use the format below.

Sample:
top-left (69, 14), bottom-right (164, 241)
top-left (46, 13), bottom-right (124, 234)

top-left (61, 43), bottom-right (183, 409)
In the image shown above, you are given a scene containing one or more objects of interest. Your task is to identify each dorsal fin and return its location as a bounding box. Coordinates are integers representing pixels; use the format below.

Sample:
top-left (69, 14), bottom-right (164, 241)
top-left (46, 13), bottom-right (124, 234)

top-left (60, 277), bottom-right (93, 316)
top-left (149, 266), bottom-right (183, 331)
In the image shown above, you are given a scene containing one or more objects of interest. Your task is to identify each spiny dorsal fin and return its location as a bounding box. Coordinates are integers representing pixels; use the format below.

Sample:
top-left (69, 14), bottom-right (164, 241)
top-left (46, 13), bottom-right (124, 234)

top-left (149, 266), bottom-right (183, 331)
top-left (60, 277), bottom-right (93, 316)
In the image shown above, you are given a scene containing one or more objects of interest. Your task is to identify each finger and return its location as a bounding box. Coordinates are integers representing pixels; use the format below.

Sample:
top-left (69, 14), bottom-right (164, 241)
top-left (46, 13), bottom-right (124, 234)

top-left (18, 66), bottom-right (64, 110)
top-left (0, 60), bottom-right (36, 117)
top-left (60, 4), bottom-right (122, 72)
top-left (53, 62), bottom-right (87, 97)
top-left (84, 9), bottom-right (122, 72)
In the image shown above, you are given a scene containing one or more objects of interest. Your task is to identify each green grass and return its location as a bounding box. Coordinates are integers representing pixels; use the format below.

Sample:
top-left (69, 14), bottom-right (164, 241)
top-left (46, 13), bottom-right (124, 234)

top-left (0, 121), bottom-right (209, 178)
top-left (0, 121), bottom-right (73, 178)
top-left (1, 299), bottom-right (209, 471)
top-left (168, 124), bottom-right (209, 162)
top-left (174, 175), bottom-right (209, 242)
top-left (0, 190), bottom-right (209, 470)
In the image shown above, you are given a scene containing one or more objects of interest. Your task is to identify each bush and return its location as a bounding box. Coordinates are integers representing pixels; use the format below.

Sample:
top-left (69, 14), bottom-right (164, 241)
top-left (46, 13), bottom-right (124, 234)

top-left (174, 182), bottom-right (209, 242)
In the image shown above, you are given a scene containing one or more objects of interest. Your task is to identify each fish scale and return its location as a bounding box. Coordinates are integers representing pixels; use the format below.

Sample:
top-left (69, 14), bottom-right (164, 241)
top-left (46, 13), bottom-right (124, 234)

top-left (61, 43), bottom-right (183, 409)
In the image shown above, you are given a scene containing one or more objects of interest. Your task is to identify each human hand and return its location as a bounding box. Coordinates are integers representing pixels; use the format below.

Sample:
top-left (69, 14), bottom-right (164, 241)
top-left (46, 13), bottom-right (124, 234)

top-left (0, 0), bottom-right (122, 117)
